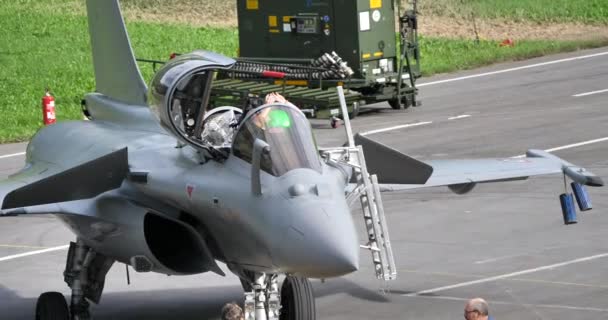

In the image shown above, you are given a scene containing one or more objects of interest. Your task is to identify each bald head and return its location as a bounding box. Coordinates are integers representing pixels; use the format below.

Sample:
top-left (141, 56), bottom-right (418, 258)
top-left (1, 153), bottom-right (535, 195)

top-left (466, 298), bottom-right (489, 316)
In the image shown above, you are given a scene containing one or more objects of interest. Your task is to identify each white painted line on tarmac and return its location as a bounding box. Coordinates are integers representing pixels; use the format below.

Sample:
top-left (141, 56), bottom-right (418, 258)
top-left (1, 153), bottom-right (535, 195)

top-left (409, 295), bottom-right (608, 313)
top-left (512, 136), bottom-right (608, 158)
top-left (0, 152), bottom-right (25, 160)
top-left (573, 88), bottom-right (608, 97)
top-left (475, 244), bottom-right (565, 265)
top-left (544, 137), bottom-right (608, 153)
top-left (448, 115), bottom-right (471, 120)
top-left (417, 51), bottom-right (608, 87)
top-left (403, 252), bottom-right (608, 297)
top-left (360, 121), bottom-right (433, 136)
top-left (0, 244), bottom-right (52, 250)
top-left (474, 253), bottom-right (526, 264)
top-left (0, 245), bottom-right (69, 263)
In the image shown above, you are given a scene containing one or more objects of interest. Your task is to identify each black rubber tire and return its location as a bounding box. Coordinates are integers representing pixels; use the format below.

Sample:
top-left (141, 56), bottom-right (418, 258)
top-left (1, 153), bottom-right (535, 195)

top-left (388, 96), bottom-right (410, 110)
top-left (388, 98), bottom-right (402, 110)
top-left (279, 276), bottom-right (315, 320)
top-left (35, 292), bottom-right (70, 320)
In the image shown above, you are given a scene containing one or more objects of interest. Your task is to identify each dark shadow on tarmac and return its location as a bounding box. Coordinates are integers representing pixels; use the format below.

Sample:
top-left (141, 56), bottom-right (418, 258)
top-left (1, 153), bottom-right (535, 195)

top-left (313, 279), bottom-right (391, 303)
top-left (0, 277), bottom-right (392, 319)
top-left (383, 289), bottom-right (435, 296)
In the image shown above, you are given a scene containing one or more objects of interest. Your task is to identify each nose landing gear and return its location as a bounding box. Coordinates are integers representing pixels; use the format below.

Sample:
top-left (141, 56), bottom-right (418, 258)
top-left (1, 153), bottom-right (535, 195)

top-left (241, 272), bottom-right (315, 320)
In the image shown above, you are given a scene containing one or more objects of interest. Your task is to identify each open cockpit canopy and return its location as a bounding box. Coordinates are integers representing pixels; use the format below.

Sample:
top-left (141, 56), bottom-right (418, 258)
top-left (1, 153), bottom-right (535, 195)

top-left (148, 50), bottom-right (235, 149)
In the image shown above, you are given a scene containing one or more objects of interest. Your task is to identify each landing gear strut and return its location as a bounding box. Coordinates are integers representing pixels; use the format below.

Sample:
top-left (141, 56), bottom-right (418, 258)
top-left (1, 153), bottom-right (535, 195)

top-left (66, 240), bottom-right (94, 320)
top-left (240, 272), bottom-right (315, 320)
top-left (35, 240), bottom-right (113, 320)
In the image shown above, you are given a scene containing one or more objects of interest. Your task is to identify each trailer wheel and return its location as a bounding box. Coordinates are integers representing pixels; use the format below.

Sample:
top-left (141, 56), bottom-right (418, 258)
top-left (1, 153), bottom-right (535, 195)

top-left (388, 96), bottom-right (410, 110)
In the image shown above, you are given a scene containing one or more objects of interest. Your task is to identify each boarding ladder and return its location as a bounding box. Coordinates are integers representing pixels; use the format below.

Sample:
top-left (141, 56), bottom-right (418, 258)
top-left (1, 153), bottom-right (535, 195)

top-left (319, 87), bottom-right (397, 281)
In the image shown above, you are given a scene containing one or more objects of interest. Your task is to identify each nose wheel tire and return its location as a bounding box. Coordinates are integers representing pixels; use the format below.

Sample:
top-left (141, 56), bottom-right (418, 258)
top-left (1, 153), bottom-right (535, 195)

top-left (280, 276), bottom-right (315, 320)
top-left (35, 292), bottom-right (70, 320)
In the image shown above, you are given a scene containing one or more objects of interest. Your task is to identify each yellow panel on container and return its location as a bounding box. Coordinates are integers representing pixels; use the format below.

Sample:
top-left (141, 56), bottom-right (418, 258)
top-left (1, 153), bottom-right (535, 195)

top-left (374, 52), bottom-right (383, 57)
top-left (268, 16), bottom-right (278, 27)
top-left (370, 0), bottom-right (382, 9)
top-left (283, 16), bottom-right (293, 23)
top-left (246, 0), bottom-right (258, 10)
top-left (362, 53), bottom-right (371, 59)
top-left (275, 80), bottom-right (309, 86)
top-left (269, 29), bottom-right (280, 33)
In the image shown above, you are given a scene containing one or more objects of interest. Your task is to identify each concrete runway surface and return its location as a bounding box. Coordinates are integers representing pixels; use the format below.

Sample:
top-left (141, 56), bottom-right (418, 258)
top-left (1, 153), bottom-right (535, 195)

top-left (1, 47), bottom-right (607, 319)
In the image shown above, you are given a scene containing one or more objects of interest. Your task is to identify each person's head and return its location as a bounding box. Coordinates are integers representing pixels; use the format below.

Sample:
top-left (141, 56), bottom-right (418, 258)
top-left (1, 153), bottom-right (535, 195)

top-left (221, 302), bottom-right (244, 320)
top-left (464, 298), bottom-right (489, 320)
top-left (264, 92), bottom-right (288, 104)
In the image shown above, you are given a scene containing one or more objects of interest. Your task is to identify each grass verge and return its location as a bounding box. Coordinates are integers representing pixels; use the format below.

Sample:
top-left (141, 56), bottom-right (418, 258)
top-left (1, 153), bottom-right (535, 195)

top-left (419, 0), bottom-right (608, 24)
top-left (0, 7), bottom-right (237, 143)
top-left (419, 36), bottom-right (608, 76)
top-left (0, 3), bottom-right (607, 143)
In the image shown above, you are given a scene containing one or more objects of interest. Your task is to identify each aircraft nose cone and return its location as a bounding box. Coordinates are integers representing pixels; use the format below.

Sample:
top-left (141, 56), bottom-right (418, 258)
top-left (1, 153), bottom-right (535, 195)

top-left (279, 205), bottom-right (359, 278)
top-left (312, 230), bottom-right (359, 276)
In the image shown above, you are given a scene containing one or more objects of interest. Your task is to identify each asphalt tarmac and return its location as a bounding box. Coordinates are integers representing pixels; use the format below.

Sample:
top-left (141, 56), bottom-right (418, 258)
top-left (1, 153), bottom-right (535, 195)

top-left (1, 47), bottom-right (607, 320)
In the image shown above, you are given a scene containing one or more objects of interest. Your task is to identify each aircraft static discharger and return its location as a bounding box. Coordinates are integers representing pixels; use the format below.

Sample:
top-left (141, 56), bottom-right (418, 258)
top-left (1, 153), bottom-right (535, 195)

top-left (0, 1), bottom-right (603, 320)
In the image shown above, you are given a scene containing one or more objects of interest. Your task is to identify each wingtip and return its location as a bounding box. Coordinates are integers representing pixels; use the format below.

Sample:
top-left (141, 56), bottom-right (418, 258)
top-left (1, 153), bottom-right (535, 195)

top-left (586, 176), bottom-right (604, 187)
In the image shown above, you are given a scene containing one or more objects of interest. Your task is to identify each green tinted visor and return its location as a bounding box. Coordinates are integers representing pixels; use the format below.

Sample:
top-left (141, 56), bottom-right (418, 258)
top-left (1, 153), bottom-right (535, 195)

top-left (266, 109), bottom-right (291, 128)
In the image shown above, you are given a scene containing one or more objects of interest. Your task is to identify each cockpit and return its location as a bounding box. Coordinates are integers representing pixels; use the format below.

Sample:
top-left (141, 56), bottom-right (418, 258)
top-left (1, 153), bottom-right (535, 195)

top-left (148, 51), bottom-right (322, 175)
top-left (232, 104), bottom-right (322, 176)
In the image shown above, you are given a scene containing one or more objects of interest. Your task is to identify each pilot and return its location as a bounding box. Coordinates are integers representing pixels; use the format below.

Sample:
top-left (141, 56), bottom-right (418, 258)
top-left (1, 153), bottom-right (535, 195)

top-left (221, 302), bottom-right (244, 320)
top-left (232, 91), bottom-right (301, 174)
top-left (241, 92), bottom-right (292, 128)
top-left (464, 298), bottom-right (494, 320)
top-left (250, 92), bottom-right (290, 128)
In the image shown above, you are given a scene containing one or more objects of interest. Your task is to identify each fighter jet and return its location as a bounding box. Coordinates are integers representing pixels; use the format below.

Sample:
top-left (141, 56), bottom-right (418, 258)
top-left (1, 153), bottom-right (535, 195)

top-left (0, 1), bottom-right (603, 320)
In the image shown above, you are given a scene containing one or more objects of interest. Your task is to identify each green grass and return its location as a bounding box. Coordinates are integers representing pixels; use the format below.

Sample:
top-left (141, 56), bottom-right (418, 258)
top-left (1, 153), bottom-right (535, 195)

top-left (0, 2), bottom-right (607, 143)
top-left (419, 0), bottom-right (608, 24)
top-left (472, 0), bottom-right (608, 23)
top-left (419, 36), bottom-right (608, 76)
top-left (0, 5), bottom-right (237, 143)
